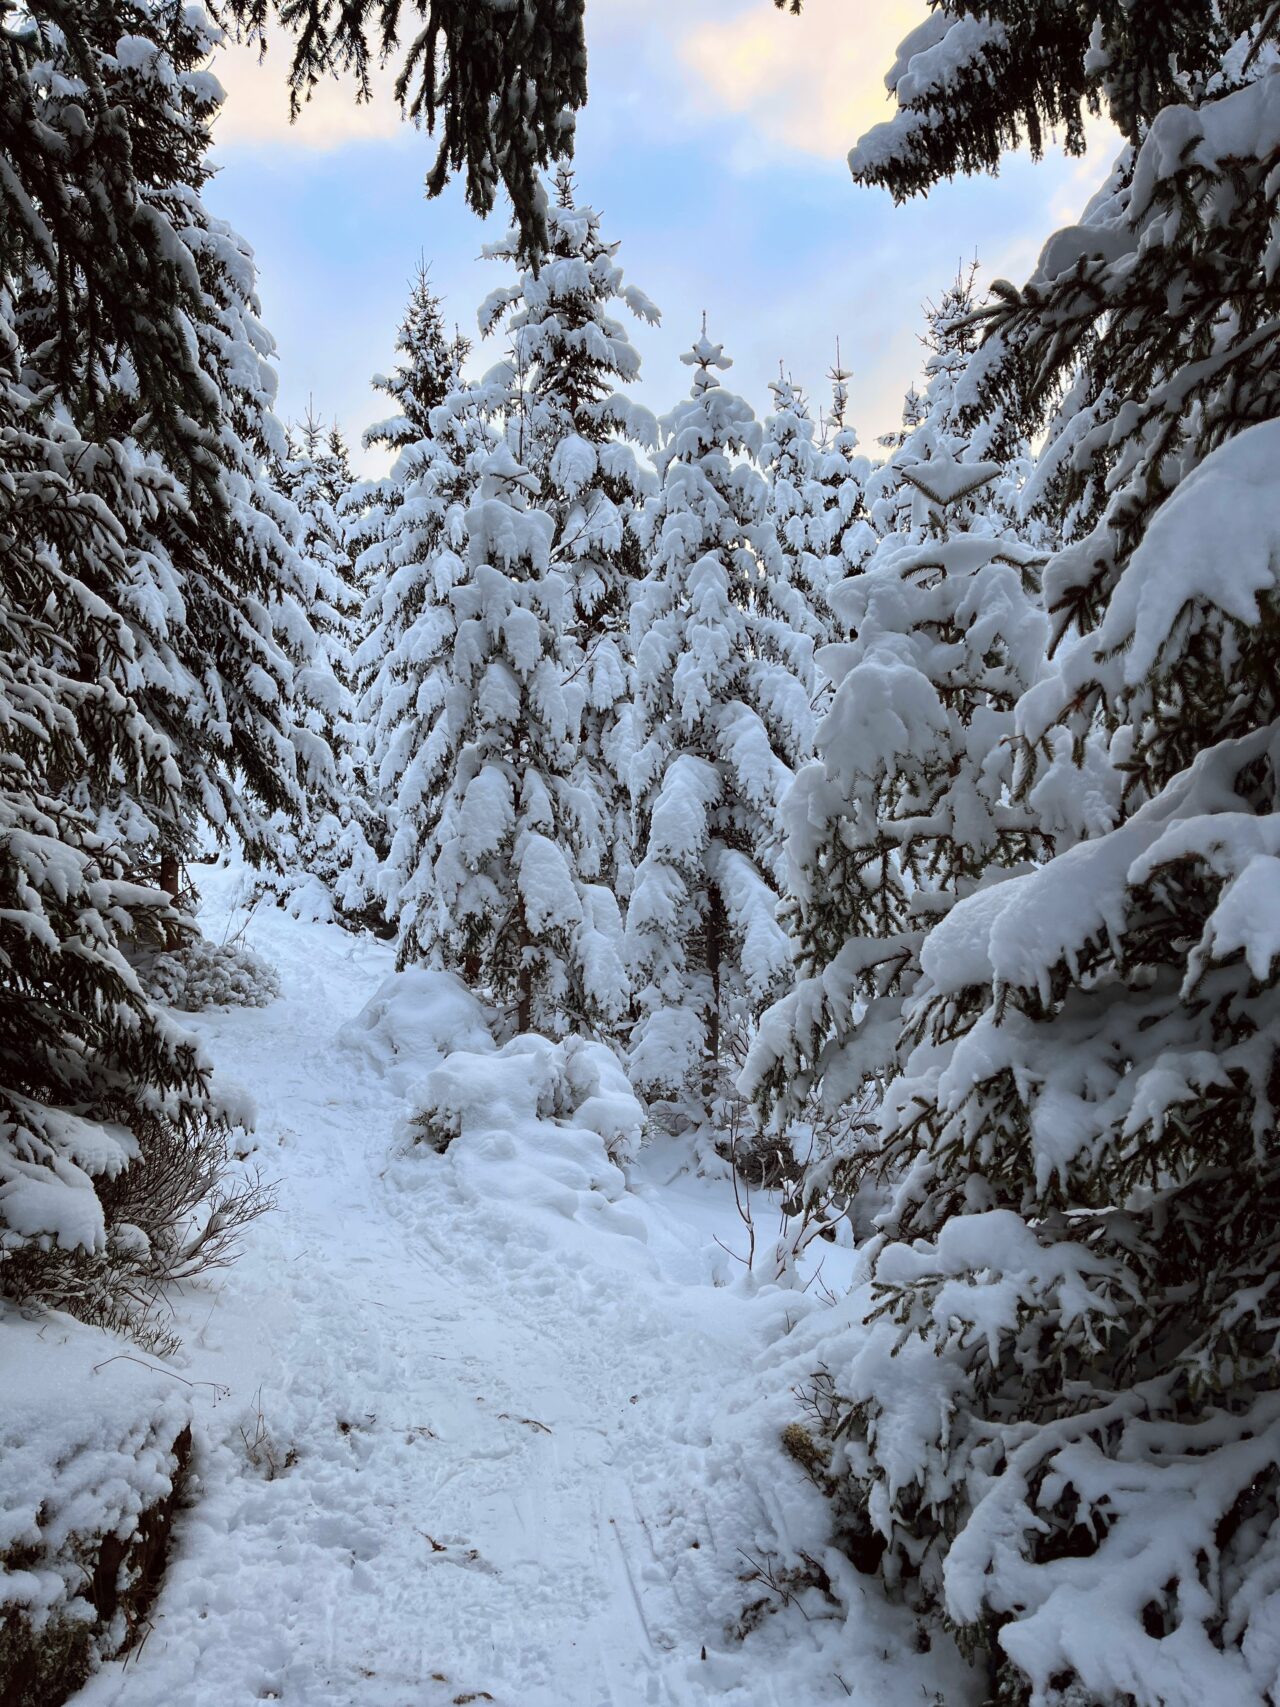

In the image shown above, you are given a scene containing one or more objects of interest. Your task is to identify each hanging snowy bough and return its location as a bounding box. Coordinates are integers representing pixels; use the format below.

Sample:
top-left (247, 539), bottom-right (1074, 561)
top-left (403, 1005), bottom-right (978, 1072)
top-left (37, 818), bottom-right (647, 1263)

top-left (897, 450), bottom-right (1002, 511)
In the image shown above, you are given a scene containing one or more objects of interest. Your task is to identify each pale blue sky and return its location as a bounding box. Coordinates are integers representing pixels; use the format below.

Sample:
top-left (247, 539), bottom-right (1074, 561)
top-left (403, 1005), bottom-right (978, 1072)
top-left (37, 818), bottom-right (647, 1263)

top-left (207, 0), bottom-right (1113, 472)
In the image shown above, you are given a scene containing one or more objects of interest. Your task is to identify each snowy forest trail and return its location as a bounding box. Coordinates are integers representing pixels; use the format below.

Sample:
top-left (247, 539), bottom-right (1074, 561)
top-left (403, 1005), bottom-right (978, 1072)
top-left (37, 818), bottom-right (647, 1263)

top-left (71, 863), bottom-right (907, 1707)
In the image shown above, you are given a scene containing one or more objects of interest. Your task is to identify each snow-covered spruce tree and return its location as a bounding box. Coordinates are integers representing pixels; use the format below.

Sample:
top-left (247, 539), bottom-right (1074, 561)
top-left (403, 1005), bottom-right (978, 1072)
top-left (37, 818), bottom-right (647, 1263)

top-left (7, 0), bottom-right (329, 889)
top-left (348, 263), bottom-right (475, 730)
top-left (746, 275), bottom-right (1046, 1133)
top-left (348, 265), bottom-right (475, 766)
top-left (362, 382), bottom-right (497, 948)
top-left (353, 273), bottom-right (498, 948)
top-left (475, 167), bottom-right (660, 1000)
top-left (812, 348), bottom-right (877, 612)
top-left (0, 0), bottom-right (297, 1334)
top-left (0, 319), bottom-right (251, 1341)
top-left (627, 329), bottom-right (813, 1125)
top-left (393, 441), bottom-right (629, 1038)
top-left (260, 412), bottom-right (384, 930)
top-left (360, 262), bottom-right (473, 469)
top-left (796, 11), bottom-right (1280, 1704)
top-left (759, 373), bottom-right (839, 659)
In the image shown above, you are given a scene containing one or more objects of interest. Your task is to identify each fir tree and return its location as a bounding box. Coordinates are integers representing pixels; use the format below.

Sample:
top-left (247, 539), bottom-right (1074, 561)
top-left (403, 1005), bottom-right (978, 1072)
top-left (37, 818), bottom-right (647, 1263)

top-left (627, 328), bottom-right (811, 1124)
top-left (0, 0), bottom-right (302, 1334)
top-left (352, 267), bottom-right (497, 948)
top-left (759, 372), bottom-right (838, 656)
top-left (8, 0), bottom-right (330, 887)
top-left (360, 370), bottom-right (496, 951)
top-left (807, 12), bottom-right (1280, 1703)
top-left (0, 315), bottom-right (246, 1337)
top-left (812, 347), bottom-right (876, 610)
top-left (746, 272), bottom-right (1045, 1157)
top-left (346, 264), bottom-right (476, 699)
top-left (362, 262), bottom-right (472, 462)
top-left (263, 413), bottom-right (384, 930)
top-left (478, 167), bottom-right (659, 980)
top-left (0, 0), bottom-right (224, 488)
top-left (392, 440), bottom-right (628, 1038)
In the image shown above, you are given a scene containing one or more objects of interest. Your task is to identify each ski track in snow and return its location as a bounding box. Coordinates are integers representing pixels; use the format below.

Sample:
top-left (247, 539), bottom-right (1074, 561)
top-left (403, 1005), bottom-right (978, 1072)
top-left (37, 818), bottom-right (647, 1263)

top-left (70, 863), bottom-right (966, 1707)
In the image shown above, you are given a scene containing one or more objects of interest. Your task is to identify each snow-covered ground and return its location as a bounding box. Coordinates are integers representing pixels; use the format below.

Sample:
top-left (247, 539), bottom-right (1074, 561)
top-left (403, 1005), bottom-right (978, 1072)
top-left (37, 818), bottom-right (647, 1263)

top-left (57, 861), bottom-right (968, 1707)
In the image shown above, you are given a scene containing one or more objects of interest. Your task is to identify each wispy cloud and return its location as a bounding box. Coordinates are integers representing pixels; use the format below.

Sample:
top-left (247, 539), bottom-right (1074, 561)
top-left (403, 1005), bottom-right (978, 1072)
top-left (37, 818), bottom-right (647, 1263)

top-left (209, 0), bottom-right (921, 167)
top-left (203, 0), bottom-right (1121, 478)
top-left (679, 0), bottom-right (918, 159)
top-left (210, 36), bottom-right (405, 151)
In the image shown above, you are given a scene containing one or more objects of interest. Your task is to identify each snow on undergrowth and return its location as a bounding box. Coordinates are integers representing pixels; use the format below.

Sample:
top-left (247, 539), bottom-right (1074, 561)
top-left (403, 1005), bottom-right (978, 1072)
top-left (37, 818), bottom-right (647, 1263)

top-left (141, 937), bottom-right (282, 1013)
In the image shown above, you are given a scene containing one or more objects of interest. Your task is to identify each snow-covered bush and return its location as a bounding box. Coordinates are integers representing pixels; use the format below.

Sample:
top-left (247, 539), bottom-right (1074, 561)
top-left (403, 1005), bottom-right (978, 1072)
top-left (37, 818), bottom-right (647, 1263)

top-left (143, 938), bottom-right (282, 1013)
top-left (413, 1033), bottom-right (644, 1167)
top-left (338, 966), bottom-right (495, 1092)
top-left (0, 1314), bottom-right (194, 1703)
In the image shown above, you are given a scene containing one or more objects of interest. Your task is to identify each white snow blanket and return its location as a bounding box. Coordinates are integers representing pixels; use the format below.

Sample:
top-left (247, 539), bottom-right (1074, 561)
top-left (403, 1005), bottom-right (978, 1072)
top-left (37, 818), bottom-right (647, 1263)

top-left (0, 1314), bottom-right (191, 1643)
top-left (1, 860), bottom-right (970, 1707)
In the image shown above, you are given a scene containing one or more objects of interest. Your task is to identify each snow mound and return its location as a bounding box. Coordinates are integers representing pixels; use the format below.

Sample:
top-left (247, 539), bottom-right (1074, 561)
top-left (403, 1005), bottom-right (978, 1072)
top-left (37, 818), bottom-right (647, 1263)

top-left (418, 1033), bottom-right (642, 1161)
top-left (336, 967), bottom-right (494, 1100)
top-left (400, 1033), bottom-right (644, 1234)
top-left (0, 1309), bottom-right (191, 1659)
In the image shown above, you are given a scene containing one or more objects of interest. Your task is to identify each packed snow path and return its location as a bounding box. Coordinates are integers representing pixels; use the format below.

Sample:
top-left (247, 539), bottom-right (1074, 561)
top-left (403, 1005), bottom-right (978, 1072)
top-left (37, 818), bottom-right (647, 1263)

top-left (73, 865), bottom-right (966, 1707)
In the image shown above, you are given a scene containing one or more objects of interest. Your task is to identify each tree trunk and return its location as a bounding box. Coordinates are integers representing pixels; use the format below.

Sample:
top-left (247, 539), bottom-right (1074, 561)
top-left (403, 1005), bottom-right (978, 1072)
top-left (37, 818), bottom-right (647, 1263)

top-left (158, 851), bottom-right (182, 949)
top-left (704, 887), bottom-right (725, 1109)
top-left (159, 850), bottom-right (180, 902)
top-left (516, 918), bottom-right (532, 1035)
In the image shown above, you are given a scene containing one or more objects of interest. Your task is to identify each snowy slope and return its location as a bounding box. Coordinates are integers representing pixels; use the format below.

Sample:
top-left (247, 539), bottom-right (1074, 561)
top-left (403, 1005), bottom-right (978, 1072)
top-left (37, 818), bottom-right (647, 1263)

top-left (62, 860), bottom-right (969, 1707)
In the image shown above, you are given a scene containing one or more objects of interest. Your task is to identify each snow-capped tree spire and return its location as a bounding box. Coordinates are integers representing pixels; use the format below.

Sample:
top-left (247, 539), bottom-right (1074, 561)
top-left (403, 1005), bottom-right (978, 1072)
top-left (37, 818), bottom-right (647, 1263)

top-left (827, 338), bottom-right (852, 437)
top-left (365, 260), bottom-right (472, 460)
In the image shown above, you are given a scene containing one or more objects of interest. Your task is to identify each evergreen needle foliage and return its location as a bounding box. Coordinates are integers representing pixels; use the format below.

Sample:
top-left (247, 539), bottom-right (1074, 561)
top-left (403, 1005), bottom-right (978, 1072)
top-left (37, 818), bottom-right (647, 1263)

top-left (220, 0), bottom-right (589, 250)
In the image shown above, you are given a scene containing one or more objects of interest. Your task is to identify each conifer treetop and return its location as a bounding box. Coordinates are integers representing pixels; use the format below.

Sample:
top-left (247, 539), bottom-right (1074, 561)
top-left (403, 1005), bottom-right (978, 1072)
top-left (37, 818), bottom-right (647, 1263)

top-left (478, 176), bottom-right (659, 457)
top-left (366, 262), bottom-right (471, 454)
top-left (681, 325), bottom-right (733, 391)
